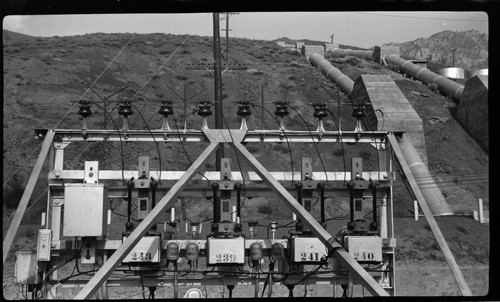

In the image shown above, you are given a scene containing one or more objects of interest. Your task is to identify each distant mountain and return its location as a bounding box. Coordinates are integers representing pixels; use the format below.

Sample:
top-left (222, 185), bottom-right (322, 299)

top-left (385, 30), bottom-right (488, 73)
top-left (3, 29), bottom-right (37, 42)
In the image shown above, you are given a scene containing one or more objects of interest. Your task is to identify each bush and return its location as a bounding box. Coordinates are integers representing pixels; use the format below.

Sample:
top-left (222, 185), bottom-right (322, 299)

top-left (159, 50), bottom-right (170, 55)
top-left (3, 174), bottom-right (26, 209)
top-left (333, 148), bottom-right (344, 156)
top-left (256, 203), bottom-right (273, 214)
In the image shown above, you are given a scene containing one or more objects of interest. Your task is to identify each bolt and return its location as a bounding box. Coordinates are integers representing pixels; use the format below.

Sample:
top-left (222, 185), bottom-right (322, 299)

top-left (224, 183), bottom-right (229, 188)
top-left (140, 181), bottom-right (145, 186)
top-left (89, 172), bottom-right (94, 178)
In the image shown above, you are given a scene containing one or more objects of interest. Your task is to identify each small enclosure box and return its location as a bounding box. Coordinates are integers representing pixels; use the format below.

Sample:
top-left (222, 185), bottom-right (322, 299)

top-left (15, 251), bottom-right (40, 285)
top-left (345, 236), bottom-right (382, 262)
top-left (63, 183), bottom-right (108, 237)
top-left (207, 237), bottom-right (245, 264)
top-left (122, 236), bottom-right (161, 263)
top-left (291, 237), bottom-right (328, 263)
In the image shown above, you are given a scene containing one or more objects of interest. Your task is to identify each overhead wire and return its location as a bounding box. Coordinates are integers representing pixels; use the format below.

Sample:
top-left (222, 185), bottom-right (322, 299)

top-left (287, 104), bottom-right (329, 182)
top-left (250, 103), bottom-right (295, 184)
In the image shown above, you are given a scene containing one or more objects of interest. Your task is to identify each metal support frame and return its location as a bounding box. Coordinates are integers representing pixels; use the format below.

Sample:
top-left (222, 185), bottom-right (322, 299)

top-left (74, 143), bottom-right (219, 299)
top-left (387, 133), bottom-right (472, 296)
top-left (7, 128), bottom-right (398, 299)
top-left (232, 142), bottom-right (389, 297)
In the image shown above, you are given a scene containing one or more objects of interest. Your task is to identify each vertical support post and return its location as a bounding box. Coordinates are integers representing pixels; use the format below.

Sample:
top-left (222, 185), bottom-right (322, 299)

top-left (478, 199), bottom-right (484, 224)
top-left (414, 200), bottom-right (419, 221)
top-left (3, 131), bottom-right (55, 264)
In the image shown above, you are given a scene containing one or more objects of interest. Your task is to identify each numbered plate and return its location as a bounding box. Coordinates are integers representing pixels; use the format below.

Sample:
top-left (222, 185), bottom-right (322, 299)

top-left (207, 237), bottom-right (245, 264)
top-left (346, 236), bottom-right (382, 262)
top-left (122, 236), bottom-right (161, 263)
top-left (292, 237), bottom-right (328, 263)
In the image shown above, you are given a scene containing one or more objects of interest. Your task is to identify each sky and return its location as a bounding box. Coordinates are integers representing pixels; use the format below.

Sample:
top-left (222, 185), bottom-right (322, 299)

top-left (3, 12), bottom-right (489, 49)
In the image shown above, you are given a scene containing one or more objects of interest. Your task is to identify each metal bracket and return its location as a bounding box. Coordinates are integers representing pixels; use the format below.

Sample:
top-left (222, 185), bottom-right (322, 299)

top-left (202, 129), bottom-right (247, 143)
top-left (84, 161), bottom-right (99, 183)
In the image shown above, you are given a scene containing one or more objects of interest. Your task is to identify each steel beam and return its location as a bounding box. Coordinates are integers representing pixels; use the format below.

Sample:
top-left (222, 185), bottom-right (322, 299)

top-left (73, 142), bottom-right (219, 299)
top-left (45, 128), bottom-right (389, 144)
top-left (232, 142), bottom-right (389, 296)
top-left (48, 170), bottom-right (390, 182)
top-left (3, 130), bottom-right (55, 264)
top-left (387, 133), bottom-right (472, 296)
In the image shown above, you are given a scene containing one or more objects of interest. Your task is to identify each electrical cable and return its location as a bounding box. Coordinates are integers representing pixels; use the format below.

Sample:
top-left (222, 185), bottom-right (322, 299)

top-left (131, 103), bottom-right (162, 183)
top-left (93, 103), bottom-right (126, 184)
top-left (170, 110), bottom-right (211, 185)
top-left (325, 108), bottom-right (347, 184)
top-left (288, 104), bottom-right (329, 182)
top-left (251, 103), bottom-right (295, 184)
top-left (221, 111), bottom-right (247, 187)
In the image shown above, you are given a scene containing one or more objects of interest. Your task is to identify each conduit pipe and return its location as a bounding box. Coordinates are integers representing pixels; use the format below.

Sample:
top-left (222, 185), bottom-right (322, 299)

top-left (385, 54), bottom-right (464, 100)
top-left (330, 48), bottom-right (374, 61)
top-left (309, 53), bottom-right (354, 94)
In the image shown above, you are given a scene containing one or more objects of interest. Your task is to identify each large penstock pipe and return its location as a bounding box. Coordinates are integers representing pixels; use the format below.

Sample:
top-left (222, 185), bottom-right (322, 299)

top-left (309, 53), bottom-right (354, 94)
top-left (385, 54), bottom-right (464, 100)
top-left (308, 53), bottom-right (453, 215)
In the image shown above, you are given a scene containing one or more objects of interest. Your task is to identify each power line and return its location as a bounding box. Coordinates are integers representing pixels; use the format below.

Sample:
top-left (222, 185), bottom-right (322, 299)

top-left (353, 12), bottom-right (488, 23)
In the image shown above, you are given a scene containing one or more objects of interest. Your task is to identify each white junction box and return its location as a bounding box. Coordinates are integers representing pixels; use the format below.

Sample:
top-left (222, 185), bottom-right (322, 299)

top-left (36, 229), bottom-right (52, 261)
top-left (122, 236), bottom-right (161, 263)
top-left (207, 237), bottom-right (245, 264)
top-left (292, 237), bottom-right (328, 263)
top-left (15, 251), bottom-right (40, 285)
top-left (63, 183), bottom-right (108, 237)
top-left (345, 236), bottom-right (382, 262)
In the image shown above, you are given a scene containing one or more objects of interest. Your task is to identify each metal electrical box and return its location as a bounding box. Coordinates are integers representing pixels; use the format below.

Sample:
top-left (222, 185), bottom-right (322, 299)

top-left (122, 236), bottom-right (161, 263)
top-left (15, 251), bottom-right (40, 285)
top-left (291, 237), bottom-right (328, 263)
top-left (36, 229), bottom-right (52, 261)
top-left (345, 236), bottom-right (382, 262)
top-left (63, 183), bottom-right (108, 237)
top-left (207, 237), bottom-right (245, 264)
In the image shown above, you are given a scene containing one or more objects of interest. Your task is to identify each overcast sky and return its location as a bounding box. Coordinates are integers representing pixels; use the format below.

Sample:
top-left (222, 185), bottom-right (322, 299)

top-left (3, 12), bottom-right (488, 49)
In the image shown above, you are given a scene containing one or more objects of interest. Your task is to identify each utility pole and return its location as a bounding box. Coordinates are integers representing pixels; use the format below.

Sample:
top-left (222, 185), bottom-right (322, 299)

top-left (221, 13), bottom-right (236, 61)
top-left (451, 48), bottom-right (457, 67)
top-left (213, 13), bottom-right (224, 170)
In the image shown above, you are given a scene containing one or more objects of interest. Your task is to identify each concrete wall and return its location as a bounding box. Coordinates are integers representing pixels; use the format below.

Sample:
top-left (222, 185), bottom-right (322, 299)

top-left (324, 43), bottom-right (339, 52)
top-left (373, 46), bottom-right (400, 65)
top-left (456, 75), bottom-right (488, 153)
top-left (302, 45), bottom-right (325, 58)
top-left (349, 74), bottom-right (428, 164)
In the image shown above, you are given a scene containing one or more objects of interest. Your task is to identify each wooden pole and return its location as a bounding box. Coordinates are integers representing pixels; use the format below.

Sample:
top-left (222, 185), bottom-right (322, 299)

top-left (387, 133), bottom-right (472, 296)
top-left (3, 131), bottom-right (55, 264)
top-left (74, 143), bottom-right (219, 299)
top-left (213, 13), bottom-right (224, 171)
top-left (478, 199), bottom-right (484, 223)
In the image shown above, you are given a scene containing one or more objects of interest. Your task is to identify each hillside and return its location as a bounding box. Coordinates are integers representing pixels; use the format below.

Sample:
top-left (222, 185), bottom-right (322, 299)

top-left (2, 30), bottom-right (489, 297)
top-left (385, 30), bottom-right (488, 75)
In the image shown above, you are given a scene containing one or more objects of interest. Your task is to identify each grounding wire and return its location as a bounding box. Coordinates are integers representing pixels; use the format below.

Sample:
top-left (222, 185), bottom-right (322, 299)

top-left (325, 108), bottom-right (347, 184)
top-left (93, 103), bottom-right (126, 184)
top-left (250, 103), bottom-right (295, 184)
top-left (287, 104), bottom-right (329, 182)
top-left (221, 111), bottom-right (247, 187)
top-left (131, 103), bottom-right (163, 184)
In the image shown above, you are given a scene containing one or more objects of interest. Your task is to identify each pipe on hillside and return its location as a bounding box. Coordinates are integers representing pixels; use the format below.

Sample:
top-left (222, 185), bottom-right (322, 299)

top-left (309, 53), bottom-right (354, 94)
top-left (385, 54), bottom-right (464, 100)
top-left (331, 49), bottom-right (374, 61)
top-left (397, 134), bottom-right (453, 215)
